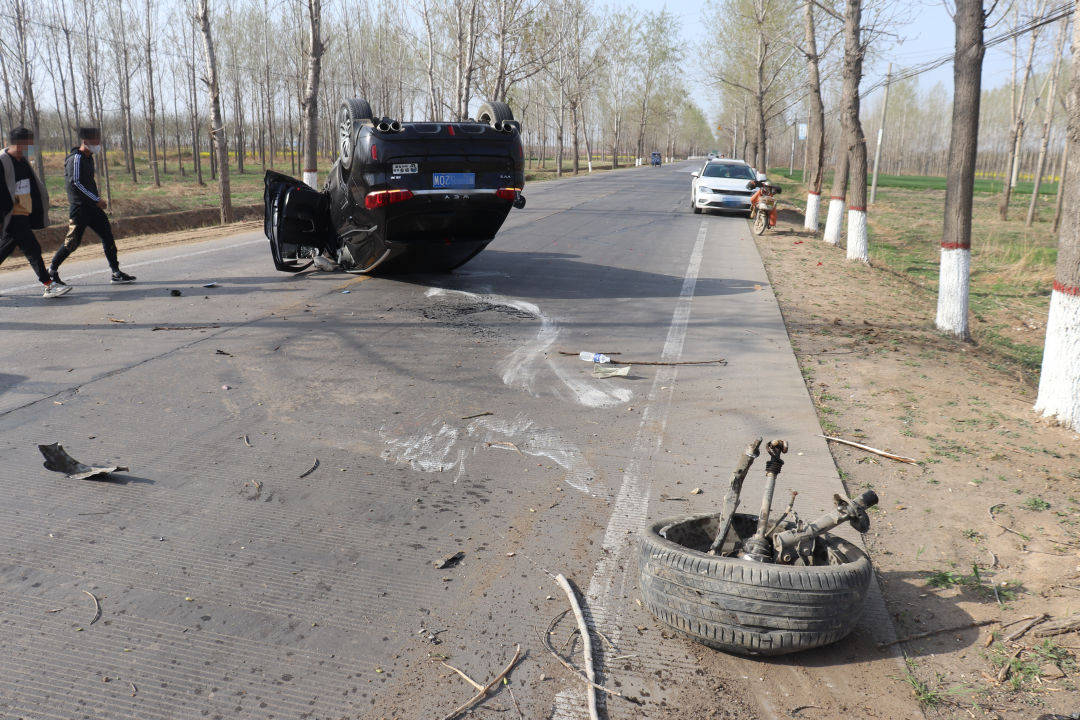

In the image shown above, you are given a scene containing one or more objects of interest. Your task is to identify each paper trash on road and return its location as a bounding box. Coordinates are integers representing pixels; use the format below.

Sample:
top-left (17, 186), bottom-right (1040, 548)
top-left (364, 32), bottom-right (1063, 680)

top-left (38, 443), bottom-right (129, 480)
top-left (593, 365), bottom-right (630, 378)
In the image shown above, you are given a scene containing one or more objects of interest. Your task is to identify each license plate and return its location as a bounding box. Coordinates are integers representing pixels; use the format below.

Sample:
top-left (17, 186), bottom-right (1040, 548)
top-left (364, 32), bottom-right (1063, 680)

top-left (392, 163), bottom-right (418, 174)
top-left (722, 198), bottom-right (743, 207)
top-left (433, 172), bottom-right (475, 189)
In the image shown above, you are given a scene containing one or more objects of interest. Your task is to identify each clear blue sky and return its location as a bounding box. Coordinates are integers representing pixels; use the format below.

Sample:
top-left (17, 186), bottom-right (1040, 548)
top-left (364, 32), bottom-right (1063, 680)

top-left (629, 0), bottom-right (1034, 117)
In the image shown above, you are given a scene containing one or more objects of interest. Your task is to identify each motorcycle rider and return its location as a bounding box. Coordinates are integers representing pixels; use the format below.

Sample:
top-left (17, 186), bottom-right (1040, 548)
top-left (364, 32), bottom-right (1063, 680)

top-left (49, 127), bottom-right (136, 287)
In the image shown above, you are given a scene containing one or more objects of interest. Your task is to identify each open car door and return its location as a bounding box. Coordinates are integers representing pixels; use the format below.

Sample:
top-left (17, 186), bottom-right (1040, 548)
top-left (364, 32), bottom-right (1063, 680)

top-left (263, 171), bottom-right (333, 272)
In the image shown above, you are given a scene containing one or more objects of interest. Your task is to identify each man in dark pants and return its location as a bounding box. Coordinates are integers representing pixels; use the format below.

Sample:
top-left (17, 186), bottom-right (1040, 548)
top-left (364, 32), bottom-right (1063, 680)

top-left (0, 127), bottom-right (70, 298)
top-left (49, 127), bottom-right (135, 287)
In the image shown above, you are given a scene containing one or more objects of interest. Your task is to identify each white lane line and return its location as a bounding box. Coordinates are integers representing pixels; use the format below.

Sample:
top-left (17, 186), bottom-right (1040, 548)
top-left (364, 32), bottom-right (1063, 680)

top-left (0, 237), bottom-right (264, 293)
top-left (552, 219), bottom-right (708, 719)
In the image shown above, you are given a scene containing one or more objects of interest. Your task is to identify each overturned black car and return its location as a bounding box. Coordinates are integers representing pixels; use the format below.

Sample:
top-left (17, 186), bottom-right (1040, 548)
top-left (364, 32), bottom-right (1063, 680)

top-left (264, 98), bottom-right (526, 274)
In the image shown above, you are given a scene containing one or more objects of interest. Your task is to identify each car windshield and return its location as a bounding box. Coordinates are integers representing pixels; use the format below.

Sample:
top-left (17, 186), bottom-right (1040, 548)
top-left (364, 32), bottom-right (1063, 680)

top-left (701, 163), bottom-right (754, 180)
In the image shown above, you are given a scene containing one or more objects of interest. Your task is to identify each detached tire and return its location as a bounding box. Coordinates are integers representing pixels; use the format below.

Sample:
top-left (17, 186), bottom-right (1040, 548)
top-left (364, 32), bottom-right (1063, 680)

top-left (337, 98), bottom-right (373, 171)
top-left (477, 100), bottom-right (514, 125)
top-left (638, 514), bottom-right (873, 656)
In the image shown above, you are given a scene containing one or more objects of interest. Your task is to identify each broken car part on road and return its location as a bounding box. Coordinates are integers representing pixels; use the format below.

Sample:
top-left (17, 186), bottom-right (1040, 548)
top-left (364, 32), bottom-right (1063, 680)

top-left (265, 98), bottom-right (525, 275)
top-left (38, 443), bottom-right (129, 480)
top-left (640, 439), bottom-right (879, 655)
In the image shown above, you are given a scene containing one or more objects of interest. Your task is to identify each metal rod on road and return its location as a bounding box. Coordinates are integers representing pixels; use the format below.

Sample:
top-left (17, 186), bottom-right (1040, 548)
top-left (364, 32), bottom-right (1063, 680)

top-left (740, 440), bottom-right (788, 563)
top-left (870, 63), bottom-right (892, 205)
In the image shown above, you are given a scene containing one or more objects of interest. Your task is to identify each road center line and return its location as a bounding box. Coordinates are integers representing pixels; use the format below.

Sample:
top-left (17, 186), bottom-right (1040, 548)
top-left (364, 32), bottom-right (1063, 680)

top-left (0, 237), bottom-right (264, 293)
top-left (552, 219), bottom-right (708, 719)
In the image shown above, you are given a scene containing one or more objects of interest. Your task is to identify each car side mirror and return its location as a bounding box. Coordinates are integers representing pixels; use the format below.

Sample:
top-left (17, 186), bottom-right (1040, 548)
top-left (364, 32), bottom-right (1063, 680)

top-left (746, 180), bottom-right (757, 190)
top-left (691, 172), bottom-right (699, 178)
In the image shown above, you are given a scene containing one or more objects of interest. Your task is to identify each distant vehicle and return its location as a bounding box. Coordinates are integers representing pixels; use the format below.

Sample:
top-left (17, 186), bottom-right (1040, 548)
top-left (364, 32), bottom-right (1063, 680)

top-left (264, 98), bottom-right (526, 274)
top-left (650, 151), bottom-right (662, 166)
top-left (707, 151), bottom-right (717, 160)
top-left (689, 159), bottom-right (759, 215)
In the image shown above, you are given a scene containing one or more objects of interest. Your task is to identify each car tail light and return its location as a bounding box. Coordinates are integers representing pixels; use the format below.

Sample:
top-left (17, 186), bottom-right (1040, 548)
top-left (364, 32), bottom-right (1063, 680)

top-left (495, 188), bottom-right (520, 201)
top-left (364, 189), bottom-right (414, 210)
top-left (370, 144), bottom-right (378, 160)
top-left (447, 125), bottom-right (455, 136)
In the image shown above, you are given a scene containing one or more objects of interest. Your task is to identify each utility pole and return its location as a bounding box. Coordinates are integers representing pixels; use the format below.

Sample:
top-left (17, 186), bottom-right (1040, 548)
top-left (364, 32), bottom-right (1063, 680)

top-left (870, 63), bottom-right (892, 204)
top-left (789, 122), bottom-right (796, 175)
top-left (802, 115), bottom-right (809, 181)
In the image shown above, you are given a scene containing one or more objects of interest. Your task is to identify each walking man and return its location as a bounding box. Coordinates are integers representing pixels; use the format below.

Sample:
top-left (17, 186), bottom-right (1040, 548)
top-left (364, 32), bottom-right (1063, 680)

top-left (0, 127), bottom-right (70, 298)
top-left (49, 127), bottom-right (135, 287)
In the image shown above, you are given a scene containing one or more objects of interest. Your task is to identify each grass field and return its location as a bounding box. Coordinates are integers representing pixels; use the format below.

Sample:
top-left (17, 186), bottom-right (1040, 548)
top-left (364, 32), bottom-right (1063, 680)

top-left (767, 167), bottom-right (1057, 374)
top-left (777, 168), bottom-right (1060, 197)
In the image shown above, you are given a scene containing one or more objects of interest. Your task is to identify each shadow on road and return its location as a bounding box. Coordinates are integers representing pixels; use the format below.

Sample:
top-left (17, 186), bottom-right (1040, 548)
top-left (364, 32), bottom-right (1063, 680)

top-left (395, 250), bottom-right (765, 300)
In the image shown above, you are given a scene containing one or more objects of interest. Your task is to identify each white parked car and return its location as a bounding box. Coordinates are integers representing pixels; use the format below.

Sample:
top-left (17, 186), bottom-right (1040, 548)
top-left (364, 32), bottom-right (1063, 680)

top-left (690, 159), bottom-right (759, 215)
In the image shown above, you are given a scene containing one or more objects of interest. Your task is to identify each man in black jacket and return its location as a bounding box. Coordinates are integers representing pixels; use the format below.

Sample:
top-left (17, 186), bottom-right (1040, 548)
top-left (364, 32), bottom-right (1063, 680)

top-left (0, 127), bottom-right (70, 298)
top-left (49, 127), bottom-right (135, 286)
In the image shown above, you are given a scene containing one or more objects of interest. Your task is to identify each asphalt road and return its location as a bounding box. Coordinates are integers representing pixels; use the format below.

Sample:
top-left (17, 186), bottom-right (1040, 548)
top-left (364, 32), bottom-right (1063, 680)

top-left (0, 163), bottom-right (918, 720)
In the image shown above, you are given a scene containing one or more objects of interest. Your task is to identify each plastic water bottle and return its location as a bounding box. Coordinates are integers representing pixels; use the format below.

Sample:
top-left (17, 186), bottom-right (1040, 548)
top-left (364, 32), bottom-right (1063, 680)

top-left (579, 351), bottom-right (611, 364)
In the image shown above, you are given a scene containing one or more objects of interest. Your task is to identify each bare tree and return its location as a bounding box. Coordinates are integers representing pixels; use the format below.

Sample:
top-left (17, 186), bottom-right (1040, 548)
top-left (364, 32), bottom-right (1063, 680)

top-left (196, 0), bottom-right (232, 222)
top-left (800, 0), bottom-right (828, 231)
top-left (300, 0), bottom-right (323, 188)
top-left (998, 0), bottom-right (1047, 220)
top-left (840, 0), bottom-right (870, 263)
top-left (1034, 0), bottom-right (1080, 431)
top-left (935, 0), bottom-right (990, 339)
top-left (144, 0), bottom-right (161, 186)
top-left (1026, 19), bottom-right (1068, 226)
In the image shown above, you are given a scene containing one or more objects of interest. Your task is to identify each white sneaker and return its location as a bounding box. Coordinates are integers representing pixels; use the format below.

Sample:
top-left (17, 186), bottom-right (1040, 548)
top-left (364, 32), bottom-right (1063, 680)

top-left (43, 283), bottom-right (72, 298)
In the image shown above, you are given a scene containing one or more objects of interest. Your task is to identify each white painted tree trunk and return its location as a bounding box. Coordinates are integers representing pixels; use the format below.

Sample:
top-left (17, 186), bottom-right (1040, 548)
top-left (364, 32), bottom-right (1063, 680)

top-left (846, 208), bottom-right (868, 262)
top-left (935, 247), bottom-right (971, 337)
top-left (804, 192), bottom-right (820, 230)
top-left (303, 170), bottom-right (318, 188)
top-left (1035, 286), bottom-right (1080, 430)
top-left (823, 198), bottom-right (844, 244)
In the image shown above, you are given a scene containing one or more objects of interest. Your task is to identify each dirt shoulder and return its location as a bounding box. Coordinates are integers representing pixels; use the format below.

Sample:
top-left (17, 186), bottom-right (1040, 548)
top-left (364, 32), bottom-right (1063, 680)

top-left (751, 208), bottom-right (1080, 719)
top-left (0, 219), bottom-right (263, 275)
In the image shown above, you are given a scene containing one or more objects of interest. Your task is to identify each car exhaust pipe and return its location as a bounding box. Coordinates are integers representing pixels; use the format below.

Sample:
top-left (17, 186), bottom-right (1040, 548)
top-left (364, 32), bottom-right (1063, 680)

top-left (390, 119), bottom-right (402, 132)
top-left (494, 120), bottom-right (519, 133)
top-left (376, 118), bottom-right (402, 132)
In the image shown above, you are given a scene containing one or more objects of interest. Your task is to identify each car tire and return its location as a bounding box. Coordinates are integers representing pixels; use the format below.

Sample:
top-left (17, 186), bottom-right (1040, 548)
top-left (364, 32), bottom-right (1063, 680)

top-left (692, 201), bottom-right (702, 214)
top-left (477, 101), bottom-right (515, 127)
top-left (638, 514), bottom-right (873, 656)
top-left (337, 98), bottom-right (373, 171)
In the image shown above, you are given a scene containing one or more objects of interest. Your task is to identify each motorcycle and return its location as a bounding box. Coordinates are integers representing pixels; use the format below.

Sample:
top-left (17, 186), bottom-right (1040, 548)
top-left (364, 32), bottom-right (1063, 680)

top-left (748, 176), bottom-right (782, 235)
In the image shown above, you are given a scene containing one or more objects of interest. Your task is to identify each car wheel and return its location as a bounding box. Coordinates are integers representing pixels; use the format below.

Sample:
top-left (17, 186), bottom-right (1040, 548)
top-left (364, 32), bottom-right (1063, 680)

top-left (639, 514), bottom-right (873, 656)
top-left (477, 100), bottom-right (515, 128)
top-left (337, 98), bottom-right (373, 172)
top-left (692, 198), bottom-right (702, 214)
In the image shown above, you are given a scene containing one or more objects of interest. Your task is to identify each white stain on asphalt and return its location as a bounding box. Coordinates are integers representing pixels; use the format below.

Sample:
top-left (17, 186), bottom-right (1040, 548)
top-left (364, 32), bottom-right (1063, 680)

top-left (425, 287), bottom-right (631, 408)
top-left (380, 412), bottom-right (597, 494)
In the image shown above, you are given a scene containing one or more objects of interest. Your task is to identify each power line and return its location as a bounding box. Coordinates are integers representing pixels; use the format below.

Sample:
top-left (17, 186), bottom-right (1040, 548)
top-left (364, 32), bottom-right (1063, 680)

top-left (860, 3), bottom-right (1073, 98)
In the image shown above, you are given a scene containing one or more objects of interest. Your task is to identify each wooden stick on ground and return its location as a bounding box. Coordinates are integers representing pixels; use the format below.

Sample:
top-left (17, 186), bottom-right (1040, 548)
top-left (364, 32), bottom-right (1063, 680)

top-left (1006, 614), bottom-right (1048, 642)
top-left (1032, 613), bottom-right (1080, 638)
top-left (83, 590), bottom-right (101, 625)
top-left (442, 662), bottom-right (484, 691)
top-left (439, 644), bottom-right (522, 720)
top-left (555, 574), bottom-right (598, 720)
top-left (818, 435), bottom-right (918, 464)
top-left (877, 619), bottom-right (996, 649)
top-left (537, 629), bottom-right (635, 702)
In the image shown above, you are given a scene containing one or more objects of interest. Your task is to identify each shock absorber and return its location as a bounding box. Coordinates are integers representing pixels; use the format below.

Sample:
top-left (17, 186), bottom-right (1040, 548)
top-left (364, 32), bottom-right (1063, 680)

top-left (740, 439), bottom-right (788, 563)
